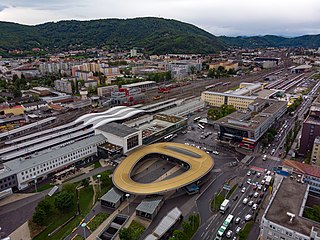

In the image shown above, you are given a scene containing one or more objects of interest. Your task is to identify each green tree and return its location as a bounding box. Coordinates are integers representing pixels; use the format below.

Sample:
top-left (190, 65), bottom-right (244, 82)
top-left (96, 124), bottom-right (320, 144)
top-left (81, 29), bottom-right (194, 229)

top-left (32, 208), bottom-right (47, 226)
top-left (55, 191), bottom-right (75, 211)
top-left (82, 178), bottom-right (90, 188)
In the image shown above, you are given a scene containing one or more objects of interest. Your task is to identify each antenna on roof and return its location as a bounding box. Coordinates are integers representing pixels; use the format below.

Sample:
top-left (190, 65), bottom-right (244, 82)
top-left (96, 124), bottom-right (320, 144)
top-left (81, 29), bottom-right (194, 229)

top-left (286, 212), bottom-right (295, 223)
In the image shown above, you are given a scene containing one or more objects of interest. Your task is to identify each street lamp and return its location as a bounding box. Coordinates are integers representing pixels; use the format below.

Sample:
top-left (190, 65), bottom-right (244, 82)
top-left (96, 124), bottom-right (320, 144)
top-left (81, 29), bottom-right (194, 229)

top-left (81, 222), bottom-right (87, 239)
top-left (125, 193), bottom-right (130, 214)
top-left (97, 174), bottom-right (101, 193)
top-left (32, 176), bottom-right (37, 192)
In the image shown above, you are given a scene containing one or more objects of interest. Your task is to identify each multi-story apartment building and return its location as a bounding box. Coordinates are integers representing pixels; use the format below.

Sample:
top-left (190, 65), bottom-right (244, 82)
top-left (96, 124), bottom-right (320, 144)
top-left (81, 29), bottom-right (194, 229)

top-left (299, 96), bottom-right (320, 156)
top-left (311, 136), bottom-right (320, 166)
top-left (97, 85), bottom-right (119, 97)
top-left (54, 78), bottom-right (74, 94)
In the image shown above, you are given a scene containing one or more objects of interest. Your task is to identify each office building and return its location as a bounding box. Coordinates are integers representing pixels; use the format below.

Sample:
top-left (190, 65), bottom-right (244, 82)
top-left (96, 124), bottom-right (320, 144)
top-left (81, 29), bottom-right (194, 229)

top-left (260, 177), bottom-right (320, 240)
top-left (95, 122), bottom-right (142, 154)
top-left (0, 134), bottom-right (106, 191)
top-left (283, 159), bottom-right (320, 195)
top-left (201, 91), bottom-right (257, 110)
top-left (213, 99), bottom-right (287, 148)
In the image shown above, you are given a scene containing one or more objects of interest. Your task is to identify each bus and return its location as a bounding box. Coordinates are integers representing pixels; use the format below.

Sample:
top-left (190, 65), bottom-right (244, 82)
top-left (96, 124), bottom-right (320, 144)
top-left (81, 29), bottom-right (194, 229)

top-left (215, 214), bottom-right (234, 239)
top-left (163, 134), bottom-right (174, 141)
top-left (194, 117), bottom-right (201, 122)
top-left (197, 124), bottom-right (204, 130)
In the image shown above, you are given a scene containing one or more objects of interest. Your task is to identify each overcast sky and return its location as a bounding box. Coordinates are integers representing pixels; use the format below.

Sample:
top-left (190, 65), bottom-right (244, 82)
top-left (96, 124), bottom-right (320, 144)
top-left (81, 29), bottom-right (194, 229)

top-left (0, 0), bottom-right (320, 37)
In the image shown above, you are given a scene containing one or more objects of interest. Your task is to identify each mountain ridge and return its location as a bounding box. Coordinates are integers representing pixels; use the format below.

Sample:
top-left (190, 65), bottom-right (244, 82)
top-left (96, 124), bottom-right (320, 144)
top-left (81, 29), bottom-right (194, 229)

top-left (0, 17), bottom-right (320, 55)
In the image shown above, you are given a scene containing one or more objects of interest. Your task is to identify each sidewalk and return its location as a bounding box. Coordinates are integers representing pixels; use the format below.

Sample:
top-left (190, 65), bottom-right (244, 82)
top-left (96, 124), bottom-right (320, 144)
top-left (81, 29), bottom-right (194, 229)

top-left (9, 221), bottom-right (31, 240)
top-left (0, 193), bottom-right (36, 207)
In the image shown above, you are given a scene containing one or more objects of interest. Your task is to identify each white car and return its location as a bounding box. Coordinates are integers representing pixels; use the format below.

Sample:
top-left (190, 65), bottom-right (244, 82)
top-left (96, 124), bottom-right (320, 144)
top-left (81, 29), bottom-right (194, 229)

top-left (243, 198), bottom-right (249, 204)
top-left (226, 230), bottom-right (233, 238)
top-left (248, 200), bottom-right (254, 206)
top-left (235, 226), bottom-right (241, 234)
top-left (254, 192), bottom-right (259, 198)
top-left (241, 187), bottom-right (246, 193)
top-left (247, 171), bottom-right (251, 176)
top-left (261, 180), bottom-right (266, 185)
top-left (252, 203), bottom-right (258, 210)
top-left (245, 214), bottom-right (253, 221)
top-left (212, 150), bottom-right (219, 155)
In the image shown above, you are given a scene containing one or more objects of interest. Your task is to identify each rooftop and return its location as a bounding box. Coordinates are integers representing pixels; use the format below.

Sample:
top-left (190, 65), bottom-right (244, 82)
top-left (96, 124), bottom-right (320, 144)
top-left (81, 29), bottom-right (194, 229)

top-left (100, 187), bottom-right (124, 204)
top-left (96, 122), bottom-right (140, 138)
top-left (265, 177), bottom-right (320, 236)
top-left (1, 134), bottom-right (106, 179)
top-left (215, 99), bottom-right (287, 132)
top-left (283, 160), bottom-right (320, 179)
top-left (202, 91), bottom-right (257, 100)
top-left (136, 196), bottom-right (163, 214)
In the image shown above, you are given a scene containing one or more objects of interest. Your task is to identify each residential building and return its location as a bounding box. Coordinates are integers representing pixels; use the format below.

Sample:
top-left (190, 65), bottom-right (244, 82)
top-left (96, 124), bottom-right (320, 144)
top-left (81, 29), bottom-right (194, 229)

top-left (74, 70), bottom-right (93, 81)
top-left (311, 136), bottom-right (320, 166)
top-left (97, 85), bottom-right (119, 97)
top-left (260, 177), bottom-right (320, 240)
top-left (209, 61), bottom-right (239, 71)
top-left (22, 101), bottom-right (47, 112)
top-left (54, 78), bottom-right (74, 94)
top-left (130, 48), bottom-right (137, 57)
top-left (299, 96), bottom-right (320, 155)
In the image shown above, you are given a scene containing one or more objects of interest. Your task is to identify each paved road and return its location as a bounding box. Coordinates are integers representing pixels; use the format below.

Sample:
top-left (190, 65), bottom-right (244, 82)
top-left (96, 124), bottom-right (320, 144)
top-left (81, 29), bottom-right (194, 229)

top-left (195, 164), bottom-right (273, 240)
top-left (0, 189), bottom-right (51, 237)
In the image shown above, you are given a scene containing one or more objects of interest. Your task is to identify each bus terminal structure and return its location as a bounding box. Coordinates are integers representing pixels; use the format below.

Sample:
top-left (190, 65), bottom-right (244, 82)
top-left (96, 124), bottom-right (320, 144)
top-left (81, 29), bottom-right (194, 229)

top-left (112, 142), bottom-right (214, 195)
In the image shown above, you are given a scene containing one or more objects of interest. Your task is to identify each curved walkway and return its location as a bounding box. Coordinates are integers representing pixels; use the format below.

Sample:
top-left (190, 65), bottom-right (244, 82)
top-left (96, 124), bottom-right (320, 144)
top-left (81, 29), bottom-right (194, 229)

top-left (113, 142), bottom-right (214, 195)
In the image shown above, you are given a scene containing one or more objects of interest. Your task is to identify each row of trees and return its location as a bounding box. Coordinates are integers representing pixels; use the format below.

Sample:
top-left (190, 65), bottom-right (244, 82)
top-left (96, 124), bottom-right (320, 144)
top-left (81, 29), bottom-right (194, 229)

top-left (207, 66), bottom-right (237, 79)
top-left (207, 105), bottom-right (236, 121)
top-left (32, 184), bottom-right (76, 226)
top-left (169, 213), bottom-right (200, 240)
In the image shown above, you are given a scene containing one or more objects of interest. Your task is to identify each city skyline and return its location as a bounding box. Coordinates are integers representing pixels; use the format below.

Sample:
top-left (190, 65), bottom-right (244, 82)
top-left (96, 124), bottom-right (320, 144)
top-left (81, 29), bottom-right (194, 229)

top-left (0, 0), bottom-right (320, 37)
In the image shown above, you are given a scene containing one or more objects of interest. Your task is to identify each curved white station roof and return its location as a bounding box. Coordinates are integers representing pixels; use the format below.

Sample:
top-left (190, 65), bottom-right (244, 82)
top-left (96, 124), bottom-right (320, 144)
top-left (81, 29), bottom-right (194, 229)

top-left (75, 106), bottom-right (145, 129)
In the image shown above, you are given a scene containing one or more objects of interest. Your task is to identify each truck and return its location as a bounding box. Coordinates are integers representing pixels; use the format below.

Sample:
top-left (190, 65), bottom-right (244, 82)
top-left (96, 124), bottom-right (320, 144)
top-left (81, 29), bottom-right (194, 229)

top-left (220, 199), bottom-right (230, 214)
top-left (265, 176), bottom-right (272, 186)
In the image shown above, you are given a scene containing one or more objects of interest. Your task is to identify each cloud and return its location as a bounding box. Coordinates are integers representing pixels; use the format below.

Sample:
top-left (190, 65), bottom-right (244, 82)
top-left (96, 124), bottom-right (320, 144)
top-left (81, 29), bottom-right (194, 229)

top-left (0, 4), bottom-right (8, 12)
top-left (0, 0), bottom-right (320, 36)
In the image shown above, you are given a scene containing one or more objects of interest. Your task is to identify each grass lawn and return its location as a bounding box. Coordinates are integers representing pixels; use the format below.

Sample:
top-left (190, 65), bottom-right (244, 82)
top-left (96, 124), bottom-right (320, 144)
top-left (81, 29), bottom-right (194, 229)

top-left (33, 185), bottom-right (94, 240)
top-left (94, 161), bottom-right (102, 169)
top-left (32, 183), bottom-right (53, 193)
top-left (73, 234), bottom-right (83, 240)
top-left (238, 221), bottom-right (253, 240)
top-left (211, 194), bottom-right (225, 211)
top-left (226, 184), bottom-right (237, 199)
top-left (119, 220), bottom-right (145, 240)
top-left (87, 212), bottom-right (109, 232)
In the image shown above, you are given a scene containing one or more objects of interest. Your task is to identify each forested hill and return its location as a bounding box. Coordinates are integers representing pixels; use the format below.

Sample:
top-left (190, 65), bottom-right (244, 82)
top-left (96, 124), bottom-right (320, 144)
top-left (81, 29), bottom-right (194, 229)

top-left (219, 34), bottom-right (320, 48)
top-left (1, 17), bottom-right (320, 55)
top-left (0, 17), bottom-right (226, 54)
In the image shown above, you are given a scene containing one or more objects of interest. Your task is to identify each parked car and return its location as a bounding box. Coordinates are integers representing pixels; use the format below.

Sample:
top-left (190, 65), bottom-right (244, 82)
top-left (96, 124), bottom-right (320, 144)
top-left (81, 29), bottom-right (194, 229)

top-left (248, 192), bottom-right (254, 198)
top-left (245, 214), bottom-right (253, 221)
top-left (235, 217), bottom-right (241, 224)
top-left (247, 171), bottom-right (251, 176)
top-left (241, 187), bottom-right (246, 193)
top-left (238, 182), bottom-right (243, 188)
top-left (252, 203), bottom-right (258, 210)
top-left (243, 198), bottom-right (249, 204)
top-left (248, 200), bottom-right (254, 206)
top-left (254, 192), bottom-right (259, 198)
top-left (236, 227), bottom-right (242, 234)
top-left (226, 230), bottom-right (233, 238)
top-left (233, 195), bottom-right (239, 201)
